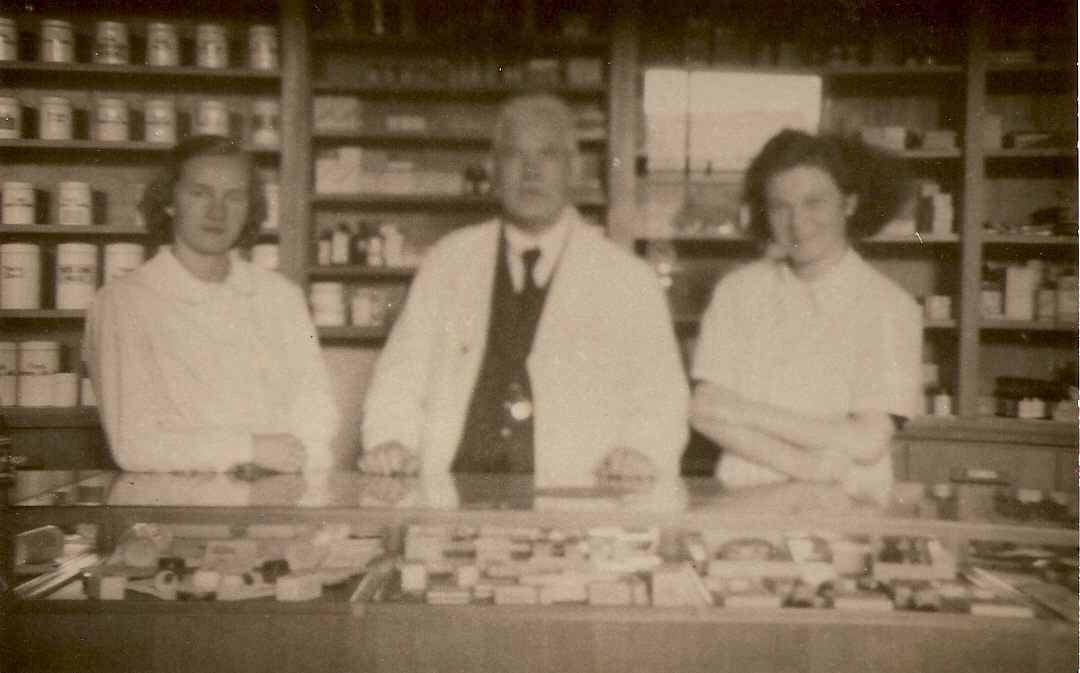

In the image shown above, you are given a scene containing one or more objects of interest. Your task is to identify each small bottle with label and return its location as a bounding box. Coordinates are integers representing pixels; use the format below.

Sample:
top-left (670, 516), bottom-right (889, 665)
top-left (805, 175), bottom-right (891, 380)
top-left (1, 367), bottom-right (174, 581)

top-left (330, 223), bottom-right (351, 265)
top-left (366, 233), bottom-right (385, 267)
top-left (316, 233), bottom-right (333, 266)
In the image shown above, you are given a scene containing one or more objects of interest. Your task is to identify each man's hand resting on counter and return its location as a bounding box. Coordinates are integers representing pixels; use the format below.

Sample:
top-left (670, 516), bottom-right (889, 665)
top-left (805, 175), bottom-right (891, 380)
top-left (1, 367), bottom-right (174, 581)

top-left (252, 434), bottom-right (307, 473)
top-left (593, 447), bottom-right (656, 481)
top-left (356, 441), bottom-right (421, 476)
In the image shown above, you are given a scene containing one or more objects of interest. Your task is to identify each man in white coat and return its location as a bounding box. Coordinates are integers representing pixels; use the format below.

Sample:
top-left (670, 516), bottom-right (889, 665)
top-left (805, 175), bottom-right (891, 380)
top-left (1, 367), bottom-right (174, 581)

top-left (357, 93), bottom-right (689, 487)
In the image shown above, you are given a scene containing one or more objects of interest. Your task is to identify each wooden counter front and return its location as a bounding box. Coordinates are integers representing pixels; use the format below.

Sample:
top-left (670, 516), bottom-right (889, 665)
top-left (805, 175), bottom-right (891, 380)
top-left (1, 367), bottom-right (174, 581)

top-left (4, 471), bottom-right (1077, 673)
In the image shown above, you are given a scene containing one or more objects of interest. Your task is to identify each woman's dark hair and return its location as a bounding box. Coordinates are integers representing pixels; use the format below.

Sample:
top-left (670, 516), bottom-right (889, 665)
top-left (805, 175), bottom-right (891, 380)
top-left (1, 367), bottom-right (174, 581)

top-left (140, 135), bottom-right (267, 247)
top-left (742, 129), bottom-right (912, 244)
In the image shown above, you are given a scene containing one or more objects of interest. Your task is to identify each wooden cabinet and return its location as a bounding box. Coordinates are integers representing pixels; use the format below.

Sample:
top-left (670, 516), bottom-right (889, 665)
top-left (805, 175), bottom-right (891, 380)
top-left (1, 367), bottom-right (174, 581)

top-left (0, 2), bottom-right (287, 429)
top-left (626, 0), bottom-right (1077, 428)
top-left (301, 0), bottom-right (615, 343)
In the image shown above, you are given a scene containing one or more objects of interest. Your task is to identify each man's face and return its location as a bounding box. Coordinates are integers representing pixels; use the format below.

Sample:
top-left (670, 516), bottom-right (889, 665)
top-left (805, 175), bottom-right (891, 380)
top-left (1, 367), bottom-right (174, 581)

top-left (493, 114), bottom-right (573, 235)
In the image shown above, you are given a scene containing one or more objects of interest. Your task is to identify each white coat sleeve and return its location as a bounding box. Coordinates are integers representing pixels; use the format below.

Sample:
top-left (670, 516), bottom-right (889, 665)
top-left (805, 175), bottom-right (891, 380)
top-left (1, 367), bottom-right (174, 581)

top-left (84, 287), bottom-right (254, 472)
top-left (360, 247), bottom-right (445, 454)
top-left (279, 286), bottom-right (341, 471)
top-left (614, 267), bottom-right (690, 477)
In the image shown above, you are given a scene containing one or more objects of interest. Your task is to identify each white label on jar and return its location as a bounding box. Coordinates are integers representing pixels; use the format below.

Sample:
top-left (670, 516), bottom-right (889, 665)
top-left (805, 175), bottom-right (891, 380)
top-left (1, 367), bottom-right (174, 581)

top-left (39, 97), bottom-right (72, 140)
top-left (96, 99), bottom-right (129, 141)
top-left (94, 21), bottom-right (129, 64)
top-left (196, 100), bottom-right (229, 136)
top-left (196, 24), bottom-right (228, 68)
top-left (261, 183), bottom-right (279, 230)
top-left (39, 20), bottom-right (74, 63)
top-left (2, 182), bottom-right (35, 225)
top-left (248, 25), bottom-right (278, 70)
top-left (0, 96), bottom-right (20, 139)
top-left (146, 23), bottom-right (179, 67)
top-left (251, 99), bottom-right (279, 147)
top-left (144, 99), bottom-right (176, 143)
top-left (0, 18), bottom-right (17, 61)
top-left (0, 244), bottom-right (42, 309)
top-left (18, 342), bottom-right (60, 375)
top-left (103, 243), bottom-right (144, 283)
top-left (58, 181), bottom-right (92, 226)
top-left (55, 245), bottom-right (98, 310)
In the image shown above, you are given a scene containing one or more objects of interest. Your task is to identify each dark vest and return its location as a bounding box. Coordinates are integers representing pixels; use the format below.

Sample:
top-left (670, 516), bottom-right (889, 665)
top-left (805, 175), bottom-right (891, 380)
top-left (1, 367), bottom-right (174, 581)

top-left (452, 238), bottom-right (551, 473)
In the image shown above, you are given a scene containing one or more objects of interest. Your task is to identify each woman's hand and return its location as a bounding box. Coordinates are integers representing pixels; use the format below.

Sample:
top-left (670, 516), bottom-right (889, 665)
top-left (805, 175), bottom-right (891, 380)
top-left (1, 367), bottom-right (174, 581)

top-left (594, 447), bottom-right (656, 481)
top-left (691, 382), bottom-right (750, 427)
top-left (252, 434), bottom-right (307, 473)
top-left (356, 441), bottom-right (421, 476)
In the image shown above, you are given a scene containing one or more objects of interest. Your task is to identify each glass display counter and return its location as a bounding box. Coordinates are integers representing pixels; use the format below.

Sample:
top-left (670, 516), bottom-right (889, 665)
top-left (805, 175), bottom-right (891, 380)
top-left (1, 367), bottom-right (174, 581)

top-left (2, 470), bottom-right (1077, 673)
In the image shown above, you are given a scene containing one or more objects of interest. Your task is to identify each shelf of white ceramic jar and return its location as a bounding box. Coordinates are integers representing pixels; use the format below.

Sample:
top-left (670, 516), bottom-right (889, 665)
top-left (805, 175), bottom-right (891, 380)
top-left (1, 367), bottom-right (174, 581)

top-left (0, 138), bottom-right (279, 156)
top-left (0, 61), bottom-right (280, 89)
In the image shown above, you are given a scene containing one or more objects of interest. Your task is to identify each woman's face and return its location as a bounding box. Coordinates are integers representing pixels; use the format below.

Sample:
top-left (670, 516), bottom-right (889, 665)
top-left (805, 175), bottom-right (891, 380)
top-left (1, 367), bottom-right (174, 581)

top-left (171, 154), bottom-right (250, 259)
top-left (764, 164), bottom-right (857, 277)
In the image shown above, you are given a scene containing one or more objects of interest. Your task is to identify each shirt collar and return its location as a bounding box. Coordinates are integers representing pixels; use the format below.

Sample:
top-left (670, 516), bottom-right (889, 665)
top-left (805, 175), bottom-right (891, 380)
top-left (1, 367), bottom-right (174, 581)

top-left (778, 247), bottom-right (863, 315)
top-left (146, 247), bottom-right (255, 304)
top-left (502, 206), bottom-right (574, 288)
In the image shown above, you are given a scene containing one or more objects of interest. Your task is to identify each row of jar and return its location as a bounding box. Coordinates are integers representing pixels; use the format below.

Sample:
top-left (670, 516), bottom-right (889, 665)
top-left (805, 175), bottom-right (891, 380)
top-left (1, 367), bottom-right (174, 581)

top-left (1, 181), bottom-right (281, 231)
top-left (309, 283), bottom-right (399, 328)
top-left (0, 18), bottom-right (278, 70)
top-left (0, 95), bottom-right (279, 146)
top-left (0, 242), bottom-right (281, 311)
top-left (0, 341), bottom-right (92, 408)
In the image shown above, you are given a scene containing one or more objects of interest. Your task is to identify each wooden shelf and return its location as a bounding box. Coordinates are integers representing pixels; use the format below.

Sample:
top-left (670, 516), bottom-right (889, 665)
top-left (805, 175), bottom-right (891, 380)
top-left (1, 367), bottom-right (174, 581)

top-left (896, 149), bottom-right (963, 160)
top-left (312, 131), bottom-right (605, 147)
top-left (0, 61), bottom-right (280, 91)
top-left (985, 148), bottom-right (1077, 160)
top-left (639, 62), bottom-right (964, 78)
top-left (312, 193), bottom-right (499, 209)
top-left (0, 139), bottom-right (279, 158)
top-left (925, 319), bottom-right (959, 330)
top-left (0, 225), bottom-right (147, 237)
top-left (3, 406), bottom-right (101, 429)
top-left (0, 310), bottom-right (85, 320)
top-left (986, 62), bottom-right (1076, 75)
top-left (312, 192), bottom-right (605, 209)
top-left (311, 81), bottom-right (606, 98)
top-left (635, 234), bottom-right (754, 244)
top-left (980, 320), bottom-right (1078, 333)
top-left (673, 314), bottom-right (961, 333)
top-left (317, 326), bottom-right (390, 342)
top-left (862, 233), bottom-right (961, 244)
top-left (982, 234), bottom-right (1078, 246)
top-left (901, 416), bottom-right (1078, 447)
top-left (311, 31), bottom-right (610, 52)
top-left (309, 265), bottom-right (417, 279)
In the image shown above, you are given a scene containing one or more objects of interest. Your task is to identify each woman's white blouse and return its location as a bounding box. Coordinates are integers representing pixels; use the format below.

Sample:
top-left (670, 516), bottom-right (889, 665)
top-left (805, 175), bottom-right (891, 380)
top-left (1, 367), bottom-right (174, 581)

top-left (692, 250), bottom-right (923, 487)
top-left (85, 248), bottom-right (340, 472)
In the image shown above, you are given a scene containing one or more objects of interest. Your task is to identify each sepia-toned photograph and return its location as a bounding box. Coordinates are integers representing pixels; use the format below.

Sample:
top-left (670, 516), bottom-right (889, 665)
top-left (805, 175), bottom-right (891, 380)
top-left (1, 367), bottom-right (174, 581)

top-left (1, 0), bottom-right (1077, 671)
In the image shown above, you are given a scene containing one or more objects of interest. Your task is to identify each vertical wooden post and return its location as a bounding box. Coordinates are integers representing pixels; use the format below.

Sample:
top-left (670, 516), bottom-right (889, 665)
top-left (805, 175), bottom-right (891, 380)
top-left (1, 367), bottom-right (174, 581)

top-left (278, 0), bottom-right (311, 286)
top-left (957, 4), bottom-right (989, 417)
top-left (606, 0), bottom-right (640, 248)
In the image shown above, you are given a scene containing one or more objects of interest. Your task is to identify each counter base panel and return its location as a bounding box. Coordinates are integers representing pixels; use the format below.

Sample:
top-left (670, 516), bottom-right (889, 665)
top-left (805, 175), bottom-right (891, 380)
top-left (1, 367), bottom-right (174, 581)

top-left (13, 606), bottom-right (1077, 673)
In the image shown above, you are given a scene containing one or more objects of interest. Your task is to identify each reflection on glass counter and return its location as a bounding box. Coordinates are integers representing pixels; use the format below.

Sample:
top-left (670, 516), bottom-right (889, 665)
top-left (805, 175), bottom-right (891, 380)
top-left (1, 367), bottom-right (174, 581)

top-left (4, 471), bottom-right (1076, 623)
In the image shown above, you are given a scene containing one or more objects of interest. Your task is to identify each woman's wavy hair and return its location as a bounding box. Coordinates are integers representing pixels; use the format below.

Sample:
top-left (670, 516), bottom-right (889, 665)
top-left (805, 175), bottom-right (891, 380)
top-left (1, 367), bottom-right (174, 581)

top-left (140, 135), bottom-right (267, 248)
top-left (742, 129), bottom-right (912, 244)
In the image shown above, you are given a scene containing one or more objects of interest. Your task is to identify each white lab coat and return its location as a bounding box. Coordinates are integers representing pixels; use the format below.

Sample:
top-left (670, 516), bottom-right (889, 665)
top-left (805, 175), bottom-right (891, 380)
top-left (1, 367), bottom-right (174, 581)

top-left (362, 209), bottom-right (689, 486)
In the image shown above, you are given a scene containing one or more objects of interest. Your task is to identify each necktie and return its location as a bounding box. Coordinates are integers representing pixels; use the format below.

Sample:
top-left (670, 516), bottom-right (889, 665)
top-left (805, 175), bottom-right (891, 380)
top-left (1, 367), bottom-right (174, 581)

top-left (521, 248), bottom-right (541, 296)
